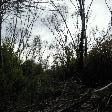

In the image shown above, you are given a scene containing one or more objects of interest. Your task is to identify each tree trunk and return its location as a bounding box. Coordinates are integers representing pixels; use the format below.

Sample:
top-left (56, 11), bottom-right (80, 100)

top-left (0, 3), bottom-right (2, 68)
top-left (111, 11), bottom-right (112, 27)
top-left (78, 0), bottom-right (86, 70)
top-left (84, 33), bottom-right (87, 58)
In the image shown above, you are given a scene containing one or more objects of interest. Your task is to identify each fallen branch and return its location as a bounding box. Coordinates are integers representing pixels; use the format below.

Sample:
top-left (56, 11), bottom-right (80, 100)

top-left (94, 83), bottom-right (112, 96)
top-left (59, 89), bottom-right (93, 112)
top-left (59, 83), bottom-right (112, 112)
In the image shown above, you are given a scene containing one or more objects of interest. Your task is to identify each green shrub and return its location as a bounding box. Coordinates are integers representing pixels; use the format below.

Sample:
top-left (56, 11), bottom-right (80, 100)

top-left (83, 39), bottom-right (112, 87)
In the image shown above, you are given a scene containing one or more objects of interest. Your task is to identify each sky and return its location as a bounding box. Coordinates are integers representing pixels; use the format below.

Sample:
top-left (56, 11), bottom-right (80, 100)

top-left (2, 0), bottom-right (111, 42)
top-left (90, 0), bottom-right (110, 29)
top-left (28, 0), bottom-right (112, 65)
top-left (31, 0), bottom-right (111, 42)
top-left (2, 0), bottom-right (112, 64)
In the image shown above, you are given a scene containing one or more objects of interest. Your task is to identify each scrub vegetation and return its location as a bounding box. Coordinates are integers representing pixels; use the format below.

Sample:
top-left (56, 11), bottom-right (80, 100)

top-left (0, 0), bottom-right (112, 112)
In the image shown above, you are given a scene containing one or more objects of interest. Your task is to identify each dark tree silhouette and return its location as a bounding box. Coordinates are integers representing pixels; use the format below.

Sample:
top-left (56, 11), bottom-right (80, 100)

top-left (76, 0), bottom-right (94, 70)
top-left (0, 0), bottom-right (25, 68)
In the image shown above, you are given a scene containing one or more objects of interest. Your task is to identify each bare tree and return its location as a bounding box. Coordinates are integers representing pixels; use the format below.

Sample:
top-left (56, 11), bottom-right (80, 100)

top-left (0, 0), bottom-right (48, 64)
top-left (71, 0), bottom-right (94, 70)
top-left (43, 0), bottom-right (94, 70)
top-left (0, 0), bottom-right (27, 68)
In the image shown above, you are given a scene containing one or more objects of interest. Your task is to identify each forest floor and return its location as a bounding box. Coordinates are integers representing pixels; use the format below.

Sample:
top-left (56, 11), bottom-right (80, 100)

top-left (12, 80), bottom-right (112, 112)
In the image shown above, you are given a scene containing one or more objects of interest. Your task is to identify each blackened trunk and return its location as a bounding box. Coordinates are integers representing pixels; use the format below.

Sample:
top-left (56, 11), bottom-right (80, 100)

top-left (78, 1), bottom-right (86, 70)
top-left (79, 32), bottom-right (84, 70)
top-left (111, 11), bottom-right (112, 26)
top-left (84, 33), bottom-right (87, 58)
top-left (0, 4), bottom-right (2, 69)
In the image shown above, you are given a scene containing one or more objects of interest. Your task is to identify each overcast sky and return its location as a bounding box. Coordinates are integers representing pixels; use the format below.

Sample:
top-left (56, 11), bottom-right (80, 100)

top-left (91, 0), bottom-right (110, 29)
top-left (30, 0), bottom-right (111, 42)
top-left (2, 0), bottom-right (111, 42)
top-left (1, 0), bottom-right (111, 64)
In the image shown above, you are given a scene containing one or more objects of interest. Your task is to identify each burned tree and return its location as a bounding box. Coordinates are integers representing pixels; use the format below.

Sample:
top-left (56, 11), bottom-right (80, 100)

top-left (75, 0), bottom-right (94, 70)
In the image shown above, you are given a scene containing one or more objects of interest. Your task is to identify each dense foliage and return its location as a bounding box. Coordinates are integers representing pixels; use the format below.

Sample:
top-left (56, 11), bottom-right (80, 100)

top-left (83, 39), bottom-right (112, 87)
top-left (0, 38), bottom-right (112, 111)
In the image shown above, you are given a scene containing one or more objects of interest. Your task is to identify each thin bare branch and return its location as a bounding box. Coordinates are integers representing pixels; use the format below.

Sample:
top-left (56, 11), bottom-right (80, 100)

top-left (69, 0), bottom-right (79, 11)
top-left (105, 0), bottom-right (112, 12)
top-left (86, 0), bottom-right (94, 27)
top-left (50, 0), bottom-right (76, 48)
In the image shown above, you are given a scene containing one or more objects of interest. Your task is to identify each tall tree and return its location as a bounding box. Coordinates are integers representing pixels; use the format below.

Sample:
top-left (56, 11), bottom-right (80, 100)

top-left (47, 0), bottom-right (94, 70)
top-left (75, 0), bottom-right (94, 70)
top-left (0, 1), bottom-right (2, 68)
top-left (0, 0), bottom-right (25, 68)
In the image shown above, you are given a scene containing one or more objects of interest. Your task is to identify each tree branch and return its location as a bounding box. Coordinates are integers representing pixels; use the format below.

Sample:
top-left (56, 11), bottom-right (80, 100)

top-left (105, 0), bottom-right (112, 12)
top-left (94, 83), bottom-right (112, 94)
